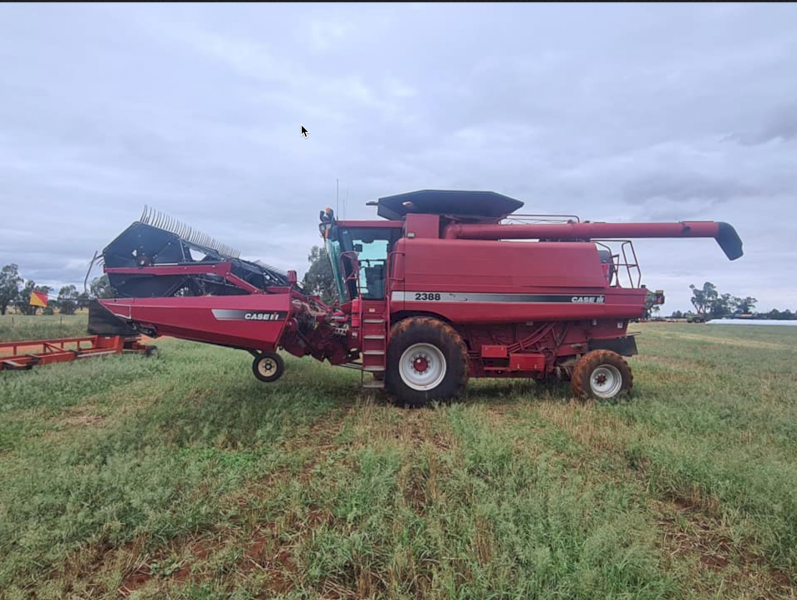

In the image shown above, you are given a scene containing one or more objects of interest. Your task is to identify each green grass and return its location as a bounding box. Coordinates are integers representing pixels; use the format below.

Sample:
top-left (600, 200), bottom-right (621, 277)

top-left (0, 313), bottom-right (89, 342)
top-left (0, 323), bottom-right (795, 599)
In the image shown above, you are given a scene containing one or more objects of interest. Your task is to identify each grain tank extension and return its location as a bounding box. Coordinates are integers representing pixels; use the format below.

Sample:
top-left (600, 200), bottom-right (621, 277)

top-left (94, 191), bottom-right (743, 406)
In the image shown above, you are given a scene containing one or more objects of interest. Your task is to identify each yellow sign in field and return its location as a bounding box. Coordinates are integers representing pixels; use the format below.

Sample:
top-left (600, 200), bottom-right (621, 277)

top-left (29, 290), bottom-right (48, 308)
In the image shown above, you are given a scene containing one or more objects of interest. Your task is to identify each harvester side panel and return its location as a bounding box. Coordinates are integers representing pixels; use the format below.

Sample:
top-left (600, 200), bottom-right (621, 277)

top-left (391, 237), bottom-right (646, 324)
top-left (100, 295), bottom-right (293, 352)
top-left (398, 238), bottom-right (609, 290)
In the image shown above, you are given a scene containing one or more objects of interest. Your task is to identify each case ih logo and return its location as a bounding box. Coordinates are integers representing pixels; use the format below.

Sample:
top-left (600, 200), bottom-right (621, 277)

top-left (245, 312), bottom-right (283, 321)
top-left (571, 296), bottom-right (605, 304)
top-left (212, 310), bottom-right (287, 321)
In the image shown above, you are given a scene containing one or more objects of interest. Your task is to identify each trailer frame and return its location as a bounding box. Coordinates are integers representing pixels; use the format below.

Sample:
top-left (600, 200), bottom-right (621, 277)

top-left (0, 335), bottom-right (152, 371)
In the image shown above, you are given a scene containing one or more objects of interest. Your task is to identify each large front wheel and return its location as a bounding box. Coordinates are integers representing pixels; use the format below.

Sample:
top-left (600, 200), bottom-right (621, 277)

top-left (386, 317), bottom-right (469, 408)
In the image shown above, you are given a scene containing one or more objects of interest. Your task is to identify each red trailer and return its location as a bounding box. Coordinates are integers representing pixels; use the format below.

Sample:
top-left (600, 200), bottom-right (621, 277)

top-left (94, 192), bottom-right (743, 406)
top-left (0, 334), bottom-right (152, 371)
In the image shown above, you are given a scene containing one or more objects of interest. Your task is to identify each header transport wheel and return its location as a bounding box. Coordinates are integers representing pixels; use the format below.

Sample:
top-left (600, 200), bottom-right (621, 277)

top-left (386, 317), bottom-right (469, 408)
top-left (252, 352), bottom-right (285, 383)
top-left (571, 349), bottom-right (633, 401)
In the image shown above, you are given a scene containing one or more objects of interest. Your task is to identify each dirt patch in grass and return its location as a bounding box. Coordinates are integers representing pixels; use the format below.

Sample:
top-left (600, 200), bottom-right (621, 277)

top-left (654, 498), bottom-right (794, 599)
top-left (61, 413), bottom-right (105, 427)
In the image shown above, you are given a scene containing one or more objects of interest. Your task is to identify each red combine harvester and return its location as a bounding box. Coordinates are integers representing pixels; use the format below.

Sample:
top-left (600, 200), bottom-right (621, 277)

top-left (94, 191), bottom-right (743, 406)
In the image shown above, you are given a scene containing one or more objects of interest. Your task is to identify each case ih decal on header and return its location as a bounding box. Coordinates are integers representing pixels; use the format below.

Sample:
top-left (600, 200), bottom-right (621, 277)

top-left (93, 190), bottom-right (743, 406)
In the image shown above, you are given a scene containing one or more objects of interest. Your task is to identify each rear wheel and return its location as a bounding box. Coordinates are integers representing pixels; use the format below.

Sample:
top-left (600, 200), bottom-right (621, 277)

top-left (252, 352), bottom-right (285, 383)
top-left (571, 350), bottom-right (633, 401)
top-left (386, 317), bottom-right (469, 408)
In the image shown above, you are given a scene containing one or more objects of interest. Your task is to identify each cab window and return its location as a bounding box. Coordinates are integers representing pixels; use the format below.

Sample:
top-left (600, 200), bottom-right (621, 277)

top-left (325, 227), bottom-right (401, 302)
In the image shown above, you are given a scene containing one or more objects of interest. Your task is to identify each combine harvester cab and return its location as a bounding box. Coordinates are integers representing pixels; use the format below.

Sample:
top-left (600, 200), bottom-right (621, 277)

top-left (94, 193), bottom-right (743, 406)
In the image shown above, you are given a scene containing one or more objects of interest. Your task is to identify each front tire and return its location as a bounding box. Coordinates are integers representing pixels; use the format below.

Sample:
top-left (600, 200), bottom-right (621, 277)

top-left (386, 317), bottom-right (469, 408)
top-left (571, 350), bottom-right (633, 401)
top-left (252, 352), bottom-right (285, 383)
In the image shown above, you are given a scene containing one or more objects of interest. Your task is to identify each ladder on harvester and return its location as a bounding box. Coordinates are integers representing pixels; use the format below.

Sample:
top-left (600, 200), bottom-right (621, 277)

top-left (359, 299), bottom-right (388, 389)
top-left (339, 251), bottom-right (390, 391)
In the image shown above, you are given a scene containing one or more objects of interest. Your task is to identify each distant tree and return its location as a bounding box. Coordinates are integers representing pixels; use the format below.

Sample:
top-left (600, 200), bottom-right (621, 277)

top-left (643, 290), bottom-right (662, 319)
top-left (0, 263), bottom-right (23, 315)
top-left (89, 274), bottom-right (114, 299)
top-left (735, 296), bottom-right (758, 313)
top-left (690, 282), bottom-right (718, 318)
top-left (670, 310), bottom-right (684, 319)
top-left (76, 291), bottom-right (91, 311)
top-left (16, 282), bottom-right (52, 315)
top-left (712, 293), bottom-right (737, 319)
top-left (16, 281), bottom-right (36, 315)
top-left (302, 246), bottom-right (337, 305)
top-left (57, 285), bottom-right (80, 315)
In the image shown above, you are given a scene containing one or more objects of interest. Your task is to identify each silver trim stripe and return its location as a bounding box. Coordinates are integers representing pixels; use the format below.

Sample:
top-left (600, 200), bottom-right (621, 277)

top-left (391, 291), bottom-right (606, 304)
top-left (212, 309), bottom-right (288, 321)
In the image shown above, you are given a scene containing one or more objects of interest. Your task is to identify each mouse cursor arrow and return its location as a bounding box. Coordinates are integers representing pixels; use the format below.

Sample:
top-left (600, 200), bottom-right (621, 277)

top-left (301, 125), bottom-right (308, 138)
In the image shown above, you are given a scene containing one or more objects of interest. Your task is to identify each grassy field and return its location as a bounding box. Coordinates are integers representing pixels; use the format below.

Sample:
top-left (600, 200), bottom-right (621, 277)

top-left (0, 323), bottom-right (796, 599)
top-left (0, 313), bottom-right (90, 342)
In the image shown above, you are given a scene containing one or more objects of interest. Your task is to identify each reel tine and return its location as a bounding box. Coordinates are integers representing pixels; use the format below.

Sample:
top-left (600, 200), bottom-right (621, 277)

top-left (141, 206), bottom-right (241, 257)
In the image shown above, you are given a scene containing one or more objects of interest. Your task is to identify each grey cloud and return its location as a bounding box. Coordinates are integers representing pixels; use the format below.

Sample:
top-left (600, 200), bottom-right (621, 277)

top-left (623, 172), bottom-right (760, 207)
top-left (730, 103), bottom-right (797, 146)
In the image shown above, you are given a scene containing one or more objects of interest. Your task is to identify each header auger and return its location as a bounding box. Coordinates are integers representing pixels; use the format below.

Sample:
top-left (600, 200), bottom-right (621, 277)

top-left (92, 190), bottom-right (743, 406)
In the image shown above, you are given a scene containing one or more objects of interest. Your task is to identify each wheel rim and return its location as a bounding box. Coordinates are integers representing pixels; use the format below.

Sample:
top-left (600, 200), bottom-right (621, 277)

top-left (399, 343), bottom-right (446, 391)
top-left (258, 356), bottom-right (277, 378)
top-left (590, 364), bottom-right (623, 398)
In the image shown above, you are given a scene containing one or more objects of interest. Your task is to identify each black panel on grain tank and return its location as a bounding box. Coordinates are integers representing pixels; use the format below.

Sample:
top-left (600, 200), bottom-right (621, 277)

top-left (377, 190), bottom-right (524, 221)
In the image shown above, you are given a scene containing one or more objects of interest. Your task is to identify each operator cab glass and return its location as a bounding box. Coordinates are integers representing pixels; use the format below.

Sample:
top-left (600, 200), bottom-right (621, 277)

top-left (324, 226), bottom-right (401, 303)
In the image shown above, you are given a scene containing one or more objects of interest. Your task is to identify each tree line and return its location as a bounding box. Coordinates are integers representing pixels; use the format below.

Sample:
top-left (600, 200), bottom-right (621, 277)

top-left (0, 264), bottom-right (113, 316)
top-left (667, 281), bottom-right (795, 321)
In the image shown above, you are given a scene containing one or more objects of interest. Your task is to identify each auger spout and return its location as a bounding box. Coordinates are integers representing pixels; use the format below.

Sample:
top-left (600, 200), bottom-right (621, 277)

top-left (442, 220), bottom-right (743, 260)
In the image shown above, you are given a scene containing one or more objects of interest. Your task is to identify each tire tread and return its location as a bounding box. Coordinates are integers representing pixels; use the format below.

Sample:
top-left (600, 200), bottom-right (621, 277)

top-left (571, 349), bottom-right (633, 400)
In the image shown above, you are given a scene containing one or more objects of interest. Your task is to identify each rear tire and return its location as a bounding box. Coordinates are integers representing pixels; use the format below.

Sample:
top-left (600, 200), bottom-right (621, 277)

top-left (386, 317), bottom-right (469, 408)
top-left (571, 350), bottom-right (632, 401)
top-left (252, 352), bottom-right (285, 383)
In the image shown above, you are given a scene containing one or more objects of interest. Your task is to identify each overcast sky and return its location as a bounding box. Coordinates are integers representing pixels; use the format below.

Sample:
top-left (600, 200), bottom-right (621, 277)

top-left (1, 3), bottom-right (796, 312)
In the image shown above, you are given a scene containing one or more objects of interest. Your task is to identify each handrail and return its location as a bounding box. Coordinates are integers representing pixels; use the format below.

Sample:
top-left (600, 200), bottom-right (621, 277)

top-left (594, 240), bottom-right (642, 288)
top-left (339, 251), bottom-right (361, 301)
top-left (503, 213), bottom-right (581, 225)
top-left (386, 250), bottom-right (405, 286)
